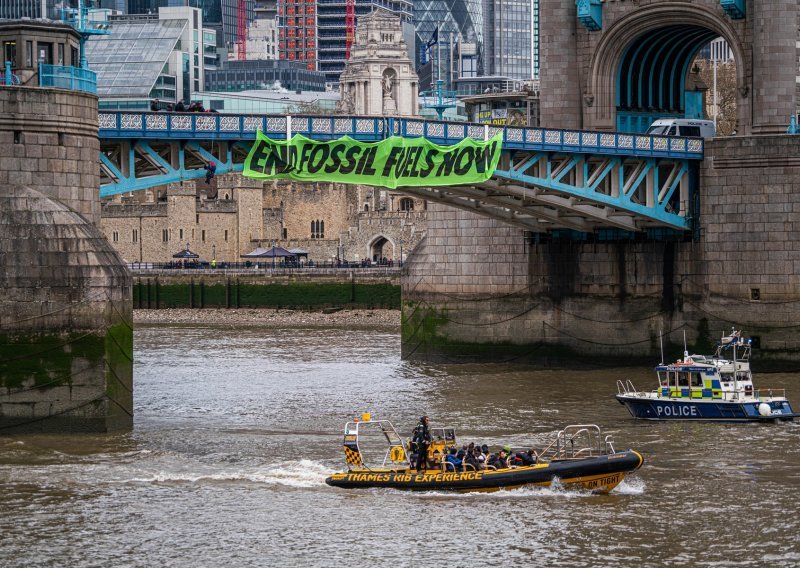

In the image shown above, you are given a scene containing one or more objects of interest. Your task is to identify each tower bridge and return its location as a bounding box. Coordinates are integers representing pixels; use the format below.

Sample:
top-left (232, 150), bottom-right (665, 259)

top-left (5, 0), bottom-right (800, 437)
top-left (98, 111), bottom-right (703, 233)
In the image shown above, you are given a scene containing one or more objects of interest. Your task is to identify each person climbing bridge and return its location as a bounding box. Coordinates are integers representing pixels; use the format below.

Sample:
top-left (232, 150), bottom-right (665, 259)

top-left (204, 161), bottom-right (217, 184)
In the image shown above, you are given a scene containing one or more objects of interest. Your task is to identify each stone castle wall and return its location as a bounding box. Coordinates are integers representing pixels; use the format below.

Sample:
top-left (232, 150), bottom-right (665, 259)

top-left (101, 176), bottom-right (427, 264)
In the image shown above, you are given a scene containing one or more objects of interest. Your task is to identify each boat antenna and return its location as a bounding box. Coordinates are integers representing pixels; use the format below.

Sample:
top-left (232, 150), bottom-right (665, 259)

top-left (683, 330), bottom-right (688, 361)
top-left (659, 329), bottom-right (664, 365)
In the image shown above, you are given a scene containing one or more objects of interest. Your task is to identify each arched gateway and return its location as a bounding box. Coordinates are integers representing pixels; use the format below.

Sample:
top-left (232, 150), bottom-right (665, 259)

top-left (540, 0), bottom-right (798, 135)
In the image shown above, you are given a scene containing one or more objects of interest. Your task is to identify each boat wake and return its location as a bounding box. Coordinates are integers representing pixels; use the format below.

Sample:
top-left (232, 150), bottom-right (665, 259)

top-left (613, 476), bottom-right (646, 495)
top-left (413, 475), bottom-right (645, 499)
top-left (120, 459), bottom-right (331, 488)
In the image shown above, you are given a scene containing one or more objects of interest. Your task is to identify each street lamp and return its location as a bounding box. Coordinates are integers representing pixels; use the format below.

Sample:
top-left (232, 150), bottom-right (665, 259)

top-left (212, 244), bottom-right (216, 268)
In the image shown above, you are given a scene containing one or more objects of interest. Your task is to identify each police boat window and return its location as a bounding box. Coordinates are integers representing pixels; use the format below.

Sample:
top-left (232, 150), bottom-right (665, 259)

top-left (691, 372), bottom-right (703, 387)
top-left (658, 371), bottom-right (668, 386)
top-left (666, 125), bottom-right (677, 136)
top-left (678, 372), bottom-right (689, 387)
top-left (670, 370), bottom-right (679, 386)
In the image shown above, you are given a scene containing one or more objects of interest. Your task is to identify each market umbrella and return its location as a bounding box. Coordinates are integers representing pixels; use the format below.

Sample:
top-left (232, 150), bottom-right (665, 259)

top-left (173, 244), bottom-right (199, 259)
top-left (259, 246), bottom-right (295, 258)
top-left (287, 248), bottom-right (309, 258)
top-left (241, 246), bottom-right (272, 258)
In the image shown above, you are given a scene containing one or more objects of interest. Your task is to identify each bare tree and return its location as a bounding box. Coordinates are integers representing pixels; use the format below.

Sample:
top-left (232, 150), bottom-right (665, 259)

top-left (695, 59), bottom-right (737, 136)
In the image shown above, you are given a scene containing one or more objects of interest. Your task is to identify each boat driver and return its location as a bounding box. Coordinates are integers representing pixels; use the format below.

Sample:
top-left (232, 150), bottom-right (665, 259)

top-left (411, 416), bottom-right (432, 471)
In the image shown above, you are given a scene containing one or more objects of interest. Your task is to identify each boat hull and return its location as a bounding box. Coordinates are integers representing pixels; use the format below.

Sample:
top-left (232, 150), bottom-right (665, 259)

top-left (616, 395), bottom-right (798, 422)
top-left (325, 450), bottom-right (643, 494)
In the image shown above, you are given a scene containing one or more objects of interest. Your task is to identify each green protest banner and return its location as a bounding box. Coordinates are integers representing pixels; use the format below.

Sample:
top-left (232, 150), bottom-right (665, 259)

top-left (243, 131), bottom-right (503, 189)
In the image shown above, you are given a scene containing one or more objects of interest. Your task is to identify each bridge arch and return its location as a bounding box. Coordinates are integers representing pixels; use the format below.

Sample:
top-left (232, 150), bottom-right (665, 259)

top-left (586, 4), bottom-right (748, 134)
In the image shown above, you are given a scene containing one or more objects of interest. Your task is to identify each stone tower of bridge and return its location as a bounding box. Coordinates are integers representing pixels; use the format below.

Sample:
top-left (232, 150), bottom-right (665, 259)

top-left (539, 0), bottom-right (798, 135)
top-left (401, 1), bottom-right (800, 366)
top-left (338, 10), bottom-right (419, 117)
top-left (0, 22), bottom-right (132, 433)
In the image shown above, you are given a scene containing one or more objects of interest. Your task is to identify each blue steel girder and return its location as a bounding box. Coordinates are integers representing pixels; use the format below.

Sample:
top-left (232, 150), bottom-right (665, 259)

top-left (491, 151), bottom-right (694, 231)
top-left (98, 112), bottom-right (702, 230)
top-left (720, 0), bottom-right (745, 20)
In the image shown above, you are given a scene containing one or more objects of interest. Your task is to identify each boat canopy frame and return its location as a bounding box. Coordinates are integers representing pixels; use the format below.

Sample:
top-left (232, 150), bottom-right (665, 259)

top-left (342, 417), bottom-right (412, 470)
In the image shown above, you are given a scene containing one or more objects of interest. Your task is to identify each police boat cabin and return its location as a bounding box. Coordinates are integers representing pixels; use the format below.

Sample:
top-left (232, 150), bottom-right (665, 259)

top-left (325, 413), bottom-right (643, 494)
top-left (616, 330), bottom-right (798, 422)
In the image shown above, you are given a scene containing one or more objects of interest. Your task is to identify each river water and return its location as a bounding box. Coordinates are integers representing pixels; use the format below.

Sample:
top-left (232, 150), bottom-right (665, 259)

top-left (2, 324), bottom-right (800, 567)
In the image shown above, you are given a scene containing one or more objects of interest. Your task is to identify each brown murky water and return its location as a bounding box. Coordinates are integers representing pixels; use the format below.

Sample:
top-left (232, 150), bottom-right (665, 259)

top-left (1, 325), bottom-right (799, 567)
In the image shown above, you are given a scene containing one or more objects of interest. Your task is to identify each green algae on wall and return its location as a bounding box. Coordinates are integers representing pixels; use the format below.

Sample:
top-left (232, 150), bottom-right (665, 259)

top-left (0, 332), bottom-right (106, 391)
top-left (104, 322), bottom-right (133, 401)
top-left (135, 280), bottom-right (400, 309)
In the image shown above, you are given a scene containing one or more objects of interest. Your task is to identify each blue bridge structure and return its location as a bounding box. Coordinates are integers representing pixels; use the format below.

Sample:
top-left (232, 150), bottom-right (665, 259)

top-left (98, 112), bottom-right (704, 234)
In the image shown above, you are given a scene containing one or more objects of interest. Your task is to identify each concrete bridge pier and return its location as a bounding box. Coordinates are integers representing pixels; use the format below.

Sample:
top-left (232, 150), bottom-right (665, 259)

top-left (0, 87), bottom-right (133, 433)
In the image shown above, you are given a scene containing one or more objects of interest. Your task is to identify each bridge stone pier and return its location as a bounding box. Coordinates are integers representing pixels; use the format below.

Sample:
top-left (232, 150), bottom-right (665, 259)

top-left (0, 87), bottom-right (132, 433)
top-left (402, 1), bottom-right (800, 366)
top-left (402, 134), bottom-right (800, 366)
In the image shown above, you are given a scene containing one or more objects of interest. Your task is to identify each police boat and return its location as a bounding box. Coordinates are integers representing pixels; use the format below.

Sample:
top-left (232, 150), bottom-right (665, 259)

top-left (616, 329), bottom-right (799, 422)
top-left (325, 413), bottom-right (643, 494)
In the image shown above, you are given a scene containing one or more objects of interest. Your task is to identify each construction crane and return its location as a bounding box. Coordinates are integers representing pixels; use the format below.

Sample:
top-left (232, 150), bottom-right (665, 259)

top-left (345, 0), bottom-right (355, 59)
top-left (237, 0), bottom-right (247, 60)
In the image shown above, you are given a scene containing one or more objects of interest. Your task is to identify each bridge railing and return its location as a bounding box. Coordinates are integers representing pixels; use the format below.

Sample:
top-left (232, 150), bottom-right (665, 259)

top-left (98, 112), bottom-right (704, 159)
top-left (39, 64), bottom-right (97, 94)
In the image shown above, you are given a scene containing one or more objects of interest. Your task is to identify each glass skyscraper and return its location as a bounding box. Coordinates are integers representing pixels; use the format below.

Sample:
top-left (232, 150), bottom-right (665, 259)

top-left (1, 0), bottom-right (79, 20)
top-left (126, 1), bottom-right (253, 49)
top-left (312, 0), bottom-right (412, 84)
top-left (413, 0), bottom-right (484, 90)
top-left (483, 0), bottom-right (538, 80)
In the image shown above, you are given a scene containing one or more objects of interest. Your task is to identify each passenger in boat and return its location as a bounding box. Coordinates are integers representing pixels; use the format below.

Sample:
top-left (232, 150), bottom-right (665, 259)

top-left (465, 446), bottom-right (482, 470)
top-left (508, 448), bottom-right (536, 467)
top-left (487, 448), bottom-right (508, 469)
top-left (411, 416), bottom-right (433, 471)
top-left (445, 447), bottom-right (463, 471)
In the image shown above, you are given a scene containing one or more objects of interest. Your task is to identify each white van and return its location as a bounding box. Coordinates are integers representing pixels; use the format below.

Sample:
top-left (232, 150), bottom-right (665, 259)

top-left (645, 119), bottom-right (715, 138)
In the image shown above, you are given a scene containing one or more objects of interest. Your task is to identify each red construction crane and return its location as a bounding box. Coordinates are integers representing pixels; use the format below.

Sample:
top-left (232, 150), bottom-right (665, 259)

top-left (345, 0), bottom-right (355, 59)
top-left (237, 0), bottom-right (247, 60)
